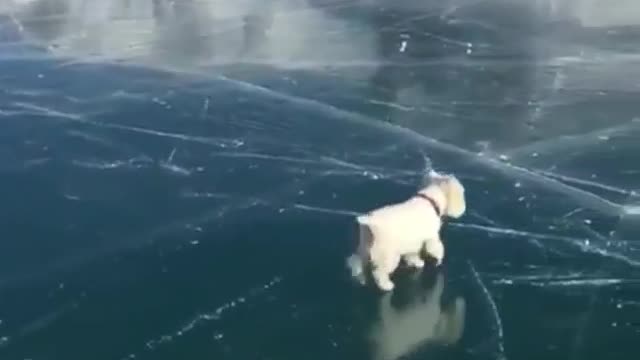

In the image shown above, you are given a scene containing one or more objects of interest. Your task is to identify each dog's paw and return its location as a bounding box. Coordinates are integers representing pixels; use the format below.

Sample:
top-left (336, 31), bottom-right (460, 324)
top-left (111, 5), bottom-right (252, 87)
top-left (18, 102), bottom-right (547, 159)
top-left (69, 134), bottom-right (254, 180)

top-left (373, 271), bottom-right (395, 291)
top-left (378, 280), bottom-right (395, 292)
top-left (376, 276), bottom-right (395, 291)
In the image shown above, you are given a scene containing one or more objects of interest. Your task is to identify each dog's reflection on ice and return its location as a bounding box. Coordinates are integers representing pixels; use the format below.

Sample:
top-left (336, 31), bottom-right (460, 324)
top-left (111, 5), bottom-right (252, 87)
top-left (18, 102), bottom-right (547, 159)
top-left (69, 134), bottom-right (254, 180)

top-left (368, 271), bottom-right (465, 360)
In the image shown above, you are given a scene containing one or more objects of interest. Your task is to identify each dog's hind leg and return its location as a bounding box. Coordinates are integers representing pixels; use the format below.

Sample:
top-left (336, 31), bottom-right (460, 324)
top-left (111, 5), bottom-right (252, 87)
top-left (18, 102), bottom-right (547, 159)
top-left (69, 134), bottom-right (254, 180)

top-left (372, 253), bottom-right (400, 291)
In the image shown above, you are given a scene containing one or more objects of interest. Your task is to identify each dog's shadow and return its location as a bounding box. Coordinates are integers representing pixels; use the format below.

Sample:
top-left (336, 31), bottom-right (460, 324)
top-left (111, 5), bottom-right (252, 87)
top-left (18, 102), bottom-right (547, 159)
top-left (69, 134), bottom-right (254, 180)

top-left (366, 270), bottom-right (466, 360)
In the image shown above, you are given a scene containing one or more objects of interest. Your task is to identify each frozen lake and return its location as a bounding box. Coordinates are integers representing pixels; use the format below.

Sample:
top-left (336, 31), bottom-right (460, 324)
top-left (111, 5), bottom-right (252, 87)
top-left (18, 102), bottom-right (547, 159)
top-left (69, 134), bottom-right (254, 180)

top-left (1, 1), bottom-right (639, 359)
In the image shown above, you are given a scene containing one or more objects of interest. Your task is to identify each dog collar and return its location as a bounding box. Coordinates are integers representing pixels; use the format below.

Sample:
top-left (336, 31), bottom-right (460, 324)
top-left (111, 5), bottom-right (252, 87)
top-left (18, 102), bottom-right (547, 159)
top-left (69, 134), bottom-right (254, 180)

top-left (416, 193), bottom-right (442, 217)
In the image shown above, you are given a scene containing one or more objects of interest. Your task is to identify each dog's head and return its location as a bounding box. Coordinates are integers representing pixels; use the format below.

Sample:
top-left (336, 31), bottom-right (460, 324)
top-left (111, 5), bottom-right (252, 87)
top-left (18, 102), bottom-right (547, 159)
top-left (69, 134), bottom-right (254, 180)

top-left (424, 170), bottom-right (466, 219)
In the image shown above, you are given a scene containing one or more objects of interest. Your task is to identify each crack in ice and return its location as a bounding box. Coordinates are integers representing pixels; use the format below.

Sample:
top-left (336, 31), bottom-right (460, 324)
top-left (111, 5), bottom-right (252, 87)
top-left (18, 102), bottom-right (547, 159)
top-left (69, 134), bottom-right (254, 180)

top-left (214, 75), bottom-right (627, 217)
top-left (492, 277), bottom-right (637, 287)
top-left (452, 223), bottom-right (640, 268)
top-left (292, 204), bottom-right (362, 217)
top-left (468, 261), bottom-right (507, 360)
top-left (287, 203), bottom-right (640, 267)
top-left (11, 101), bottom-right (243, 149)
top-left (535, 170), bottom-right (637, 197)
top-left (122, 276), bottom-right (282, 360)
top-left (505, 118), bottom-right (640, 160)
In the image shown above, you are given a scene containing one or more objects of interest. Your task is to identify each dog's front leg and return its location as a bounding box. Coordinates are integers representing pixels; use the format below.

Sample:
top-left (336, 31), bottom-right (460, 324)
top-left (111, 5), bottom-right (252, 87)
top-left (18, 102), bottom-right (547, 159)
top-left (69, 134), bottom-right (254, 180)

top-left (423, 237), bottom-right (445, 266)
top-left (372, 268), bottom-right (395, 292)
top-left (372, 254), bottom-right (400, 291)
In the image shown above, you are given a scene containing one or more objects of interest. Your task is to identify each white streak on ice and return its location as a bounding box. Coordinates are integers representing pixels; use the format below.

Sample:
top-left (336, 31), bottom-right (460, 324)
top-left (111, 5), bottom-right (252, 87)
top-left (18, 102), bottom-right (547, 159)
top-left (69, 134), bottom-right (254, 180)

top-left (292, 204), bottom-right (361, 217)
top-left (493, 277), bottom-right (634, 287)
top-left (11, 101), bottom-right (243, 149)
top-left (215, 76), bottom-right (627, 217)
top-left (505, 118), bottom-right (640, 160)
top-left (535, 170), bottom-right (637, 197)
top-left (468, 261), bottom-right (507, 360)
top-left (287, 203), bottom-right (640, 268)
top-left (125, 276), bottom-right (282, 360)
top-left (452, 223), bottom-right (640, 268)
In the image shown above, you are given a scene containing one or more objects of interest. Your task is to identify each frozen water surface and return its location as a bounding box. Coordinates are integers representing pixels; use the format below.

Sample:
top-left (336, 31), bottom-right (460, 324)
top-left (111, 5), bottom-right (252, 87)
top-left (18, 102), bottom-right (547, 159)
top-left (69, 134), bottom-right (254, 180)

top-left (1, 0), bottom-right (640, 359)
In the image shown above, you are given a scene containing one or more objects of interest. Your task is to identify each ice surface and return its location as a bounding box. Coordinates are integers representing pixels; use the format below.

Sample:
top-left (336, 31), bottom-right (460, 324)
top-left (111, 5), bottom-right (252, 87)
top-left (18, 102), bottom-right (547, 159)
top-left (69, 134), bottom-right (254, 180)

top-left (1, 1), bottom-right (640, 360)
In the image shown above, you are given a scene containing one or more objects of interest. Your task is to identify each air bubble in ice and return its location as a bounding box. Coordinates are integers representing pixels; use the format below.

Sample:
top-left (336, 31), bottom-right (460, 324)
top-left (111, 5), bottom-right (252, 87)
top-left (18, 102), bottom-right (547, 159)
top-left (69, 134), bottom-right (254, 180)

top-left (399, 41), bottom-right (407, 52)
top-left (364, 171), bottom-right (380, 180)
top-left (230, 139), bottom-right (245, 147)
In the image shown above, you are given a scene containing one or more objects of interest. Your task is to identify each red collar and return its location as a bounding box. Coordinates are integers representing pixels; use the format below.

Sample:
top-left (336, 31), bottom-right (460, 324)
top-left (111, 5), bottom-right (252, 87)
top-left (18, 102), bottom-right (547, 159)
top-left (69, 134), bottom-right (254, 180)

top-left (415, 193), bottom-right (442, 217)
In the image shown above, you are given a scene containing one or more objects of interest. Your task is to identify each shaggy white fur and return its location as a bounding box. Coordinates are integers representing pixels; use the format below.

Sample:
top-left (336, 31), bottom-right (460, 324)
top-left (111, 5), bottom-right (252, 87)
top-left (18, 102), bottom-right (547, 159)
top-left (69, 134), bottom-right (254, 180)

top-left (347, 170), bottom-right (466, 291)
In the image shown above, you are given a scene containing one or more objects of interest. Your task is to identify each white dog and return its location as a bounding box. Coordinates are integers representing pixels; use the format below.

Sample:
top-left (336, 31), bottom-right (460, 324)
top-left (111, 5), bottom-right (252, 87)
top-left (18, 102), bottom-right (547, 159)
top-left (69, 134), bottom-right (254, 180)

top-left (347, 170), bottom-right (466, 291)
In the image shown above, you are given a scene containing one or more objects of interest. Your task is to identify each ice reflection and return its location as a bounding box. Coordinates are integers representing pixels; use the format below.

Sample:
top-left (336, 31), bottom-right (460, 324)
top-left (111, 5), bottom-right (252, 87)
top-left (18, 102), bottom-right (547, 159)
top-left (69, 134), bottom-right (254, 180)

top-left (5, 0), bottom-right (378, 73)
top-left (368, 271), bottom-right (465, 360)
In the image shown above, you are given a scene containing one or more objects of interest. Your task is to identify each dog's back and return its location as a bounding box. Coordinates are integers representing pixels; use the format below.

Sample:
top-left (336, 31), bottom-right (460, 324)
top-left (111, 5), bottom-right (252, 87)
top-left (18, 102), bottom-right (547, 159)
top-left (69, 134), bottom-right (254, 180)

top-left (358, 198), bottom-right (441, 252)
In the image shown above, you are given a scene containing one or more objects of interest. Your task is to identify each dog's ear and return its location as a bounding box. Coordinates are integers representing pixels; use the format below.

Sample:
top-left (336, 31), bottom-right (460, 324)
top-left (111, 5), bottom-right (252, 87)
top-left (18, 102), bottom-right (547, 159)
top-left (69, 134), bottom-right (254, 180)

top-left (443, 176), bottom-right (466, 218)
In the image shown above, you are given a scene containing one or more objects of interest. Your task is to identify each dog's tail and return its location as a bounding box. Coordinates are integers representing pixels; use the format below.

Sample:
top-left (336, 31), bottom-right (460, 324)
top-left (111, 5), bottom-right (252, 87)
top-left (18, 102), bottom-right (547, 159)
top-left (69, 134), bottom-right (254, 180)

top-left (356, 214), bottom-right (370, 226)
top-left (347, 214), bottom-right (373, 282)
top-left (346, 253), bottom-right (363, 277)
top-left (356, 215), bottom-right (373, 244)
